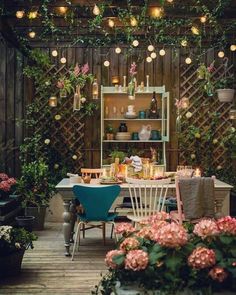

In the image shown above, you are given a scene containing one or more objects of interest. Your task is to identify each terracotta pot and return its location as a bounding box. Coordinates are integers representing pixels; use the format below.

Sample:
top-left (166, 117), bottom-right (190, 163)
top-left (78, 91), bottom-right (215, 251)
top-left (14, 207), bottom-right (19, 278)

top-left (106, 133), bottom-right (114, 140)
top-left (216, 89), bottom-right (234, 102)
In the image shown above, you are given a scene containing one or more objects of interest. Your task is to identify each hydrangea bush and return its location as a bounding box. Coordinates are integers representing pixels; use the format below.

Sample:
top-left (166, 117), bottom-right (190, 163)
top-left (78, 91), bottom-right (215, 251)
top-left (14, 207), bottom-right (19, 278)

top-left (0, 173), bottom-right (16, 197)
top-left (94, 213), bottom-right (236, 295)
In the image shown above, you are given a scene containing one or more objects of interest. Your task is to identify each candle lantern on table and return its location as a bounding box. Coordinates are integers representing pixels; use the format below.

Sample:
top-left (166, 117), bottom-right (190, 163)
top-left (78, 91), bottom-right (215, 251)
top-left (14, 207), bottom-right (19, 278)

top-left (194, 168), bottom-right (201, 177)
top-left (112, 76), bottom-right (120, 85)
top-left (49, 96), bottom-right (57, 107)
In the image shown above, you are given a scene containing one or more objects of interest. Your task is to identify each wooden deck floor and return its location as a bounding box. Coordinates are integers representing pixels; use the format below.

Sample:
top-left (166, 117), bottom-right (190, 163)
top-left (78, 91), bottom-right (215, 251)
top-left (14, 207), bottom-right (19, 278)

top-left (0, 223), bottom-right (115, 295)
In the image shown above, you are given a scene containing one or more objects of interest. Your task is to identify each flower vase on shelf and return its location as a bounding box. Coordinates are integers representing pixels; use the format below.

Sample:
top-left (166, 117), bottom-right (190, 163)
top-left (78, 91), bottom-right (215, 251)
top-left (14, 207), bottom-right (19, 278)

top-left (59, 88), bottom-right (67, 98)
top-left (73, 85), bottom-right (81, 111)
top-left (128, 78), bottom-right (135, 100)
top-left (123, 76), bottom-right (127, 92)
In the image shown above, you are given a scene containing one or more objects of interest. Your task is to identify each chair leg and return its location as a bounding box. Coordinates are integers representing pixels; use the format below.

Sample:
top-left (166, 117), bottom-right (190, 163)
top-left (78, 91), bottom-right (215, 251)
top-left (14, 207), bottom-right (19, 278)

top-left (110, 223), bottom-right (114, 239)
top-left (102, 222), bottom-right (106, 245)
top-left (111, 221), bottom-right (117, 242)
top-left (71, 221), bottom-right (82, 261)
top-left (82, 223), bottom-right (85, 238)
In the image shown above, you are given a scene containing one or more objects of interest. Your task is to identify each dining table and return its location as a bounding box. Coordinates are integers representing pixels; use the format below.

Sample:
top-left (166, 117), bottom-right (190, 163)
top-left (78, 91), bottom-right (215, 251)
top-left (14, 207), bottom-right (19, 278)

top-left (56, 177), bottom-right (233, 256)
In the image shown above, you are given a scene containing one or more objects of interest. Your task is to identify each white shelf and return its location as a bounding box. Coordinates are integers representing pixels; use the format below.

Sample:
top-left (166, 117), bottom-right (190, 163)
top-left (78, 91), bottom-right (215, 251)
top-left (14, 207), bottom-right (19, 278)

top-left (104, 118), bottom-right (164, 121)
top-left (102, 86), bottom-right (166, 94)
top-left (103, 140), bottom-right (163, 143)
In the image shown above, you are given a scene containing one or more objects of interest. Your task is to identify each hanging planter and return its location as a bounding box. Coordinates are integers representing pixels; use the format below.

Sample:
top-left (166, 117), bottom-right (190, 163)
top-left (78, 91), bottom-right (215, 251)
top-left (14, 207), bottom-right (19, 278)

top-left (216, 89), bottom-right (235, 103)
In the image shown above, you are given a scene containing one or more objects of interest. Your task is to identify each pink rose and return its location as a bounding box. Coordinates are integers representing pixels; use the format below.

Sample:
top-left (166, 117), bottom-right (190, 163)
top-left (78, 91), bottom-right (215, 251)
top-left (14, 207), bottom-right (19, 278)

top-left (125, 250), bottom-right (148, 271)
top-left (209, 266), bottom-right (228, 282)
top-left (120, 237), bottom-right (140, 252)
top-left (105, 250), bottom-right (124, 269)
top-left (188, 247), bottom-right (216, 269)
top-left (193, 219), bottom-right (219, 239)
top-left (154, 222), bottom-right (188, 248)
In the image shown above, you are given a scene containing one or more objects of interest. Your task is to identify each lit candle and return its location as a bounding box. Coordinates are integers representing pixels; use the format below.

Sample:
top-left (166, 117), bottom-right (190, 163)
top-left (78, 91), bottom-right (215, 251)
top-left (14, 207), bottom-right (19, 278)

top-left (195, 168), bottom-right (201, 177)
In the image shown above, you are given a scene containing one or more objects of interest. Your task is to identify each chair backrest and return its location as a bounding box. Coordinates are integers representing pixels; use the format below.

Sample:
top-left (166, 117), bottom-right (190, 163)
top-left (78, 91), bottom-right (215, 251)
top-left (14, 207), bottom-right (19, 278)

top-left (81, 168), bottom-right (103, 179)
top-left (73, 185), bottom-right (121, 220)
top-left (126, 178), bottom-right (171, 219)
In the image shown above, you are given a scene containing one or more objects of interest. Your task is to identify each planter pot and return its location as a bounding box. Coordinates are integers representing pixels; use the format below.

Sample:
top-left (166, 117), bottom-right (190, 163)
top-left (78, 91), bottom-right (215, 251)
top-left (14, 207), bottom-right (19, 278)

top-left (0, 249), bottom-right (25, 277)
top-left (25, 206), bottom-right (46, 230)
top-left (15, 215), bottom-right (35, 232)
top-left (216, 89), bottom-right (235, 102)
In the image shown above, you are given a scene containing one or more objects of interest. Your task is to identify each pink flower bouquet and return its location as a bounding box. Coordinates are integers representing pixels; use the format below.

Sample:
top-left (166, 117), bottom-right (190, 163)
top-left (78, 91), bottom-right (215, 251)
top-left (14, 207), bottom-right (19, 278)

top-left (0, 173), bottom-right (16, 197)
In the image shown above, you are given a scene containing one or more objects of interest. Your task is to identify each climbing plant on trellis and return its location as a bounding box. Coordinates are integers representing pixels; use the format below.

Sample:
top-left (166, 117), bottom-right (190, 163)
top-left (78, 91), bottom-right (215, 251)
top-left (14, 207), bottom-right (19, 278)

top-left (178, 56), bottom-right (234, 174)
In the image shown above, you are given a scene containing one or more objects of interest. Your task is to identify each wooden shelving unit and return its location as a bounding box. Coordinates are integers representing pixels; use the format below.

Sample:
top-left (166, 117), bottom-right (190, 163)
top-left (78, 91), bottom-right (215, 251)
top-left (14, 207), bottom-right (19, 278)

top-left (101, 86), bottom-right (170, 167)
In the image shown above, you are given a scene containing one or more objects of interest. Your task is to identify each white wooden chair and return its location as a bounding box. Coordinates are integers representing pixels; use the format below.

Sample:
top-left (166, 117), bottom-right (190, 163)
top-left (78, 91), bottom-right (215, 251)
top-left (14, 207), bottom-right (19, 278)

top-left (126, 177), bottom-right (171, 224)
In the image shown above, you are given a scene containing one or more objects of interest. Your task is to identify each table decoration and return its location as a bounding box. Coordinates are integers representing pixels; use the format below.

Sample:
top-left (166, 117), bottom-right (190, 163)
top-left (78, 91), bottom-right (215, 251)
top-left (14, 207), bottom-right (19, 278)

top-left (128, 63), bottom-right (137, 100)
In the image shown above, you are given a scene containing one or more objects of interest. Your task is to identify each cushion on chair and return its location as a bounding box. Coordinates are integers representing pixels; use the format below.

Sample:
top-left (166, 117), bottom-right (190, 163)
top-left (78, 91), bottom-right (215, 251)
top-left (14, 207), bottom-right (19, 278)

top-left (77, 212), bottom-right (118, 222)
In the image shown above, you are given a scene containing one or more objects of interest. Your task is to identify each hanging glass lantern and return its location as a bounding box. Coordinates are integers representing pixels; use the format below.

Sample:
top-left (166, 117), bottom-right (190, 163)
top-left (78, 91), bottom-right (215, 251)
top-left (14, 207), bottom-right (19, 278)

top-left (73, 86), bottom-right (81, 111)
top-left (49, 96), bottom-right (57, 107)
top-left (229, 109), bottom-right (236, 120)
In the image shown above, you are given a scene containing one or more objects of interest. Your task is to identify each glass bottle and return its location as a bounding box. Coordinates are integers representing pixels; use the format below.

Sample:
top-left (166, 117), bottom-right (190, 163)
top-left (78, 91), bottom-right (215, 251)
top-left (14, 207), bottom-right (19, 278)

top-left (73, 85), bottom-right (81, 111)
top-left (92, 78), bottom-right (98, 99)
top-left (146, 75), bottom-right (150, 92)
top-left (149, 91), bottom-right (159, 118)
top-left (123, 76), bottom-right (127, 92)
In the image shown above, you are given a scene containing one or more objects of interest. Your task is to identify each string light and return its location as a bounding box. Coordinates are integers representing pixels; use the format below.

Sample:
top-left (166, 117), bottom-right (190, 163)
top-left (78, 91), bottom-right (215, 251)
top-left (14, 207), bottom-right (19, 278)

top-left (104, 60), bottom-right (110, 67)
top-left (108, 18), bottom-right (115, 28)
top-left (159, 49), bottom-right (166, 56)
top-left (28, 11), bottom-right (38, 19)
top-left (149, 7), bottom-right (163, 18)
top-left (132, 40), bottom-right (139, 47)
top-left (52, 50), bottom-right (58, 57)
top-left (58, 7), bottom-right (68, 14)
top-left (167, 0), bottom-right (174, 2)
top-left (148, 45), bottom-right (155, 52)
top-left (16, 10), bottom-right (25, 19)
top-left (218, 51), bottom-right (225, 58)
top-left (230, 45), bottom-right (236, 51)
top-left (146, 56), bottom-right (152, 63)
top-left (181, 39), bottom-right (188, 47)
top-left (28, 31), bottom-right (36, 38)
top-left (200, 16), bottom-right (207, 23)
top-left (151, 52), bottom-right (157, 59)
top-left (60, 57), bottom-right (67, 64)
top-left (93, 4), bottom-right (100, 16)
top-left (115, 47), bottom-right (121, 54)
top-left (185, 57), bottom-right (192, 64)
top-left (130, 17), bottom-right (138, 27)
top-left (191, 26), bottom-right (200, 35)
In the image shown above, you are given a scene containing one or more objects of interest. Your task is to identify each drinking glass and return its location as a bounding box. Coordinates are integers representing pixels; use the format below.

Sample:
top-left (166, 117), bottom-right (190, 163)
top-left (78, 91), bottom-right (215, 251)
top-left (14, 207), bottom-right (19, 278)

top-left (120, 106), bottom-right (125, 117)
top-left (112, 106), bottom-right (117, 118)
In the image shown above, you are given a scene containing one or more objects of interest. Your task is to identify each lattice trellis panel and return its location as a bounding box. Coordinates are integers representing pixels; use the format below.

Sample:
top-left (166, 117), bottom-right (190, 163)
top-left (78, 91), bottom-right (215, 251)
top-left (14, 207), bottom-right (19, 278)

top-left (179, 59), bottom-right (234, 170)
top-left (33, 64), bottom-right (86, 173)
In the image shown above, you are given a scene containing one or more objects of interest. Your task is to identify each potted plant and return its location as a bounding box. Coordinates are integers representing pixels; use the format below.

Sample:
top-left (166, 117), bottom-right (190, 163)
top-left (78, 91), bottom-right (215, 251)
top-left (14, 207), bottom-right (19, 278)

top-left (215, 77), bottom-right (235, 102)
top-left (106, 124), bottom-right (115, 140)
top-left (93, 213), bottom-right (236, 295)
top-left (0, 225), bottom-right (37, 277)
top-left (16, 159), bottom-right (54, 230)
top-left (110, 150), bottom-right (126, 164)
top-left (0, 173), bottom-right (16, 199)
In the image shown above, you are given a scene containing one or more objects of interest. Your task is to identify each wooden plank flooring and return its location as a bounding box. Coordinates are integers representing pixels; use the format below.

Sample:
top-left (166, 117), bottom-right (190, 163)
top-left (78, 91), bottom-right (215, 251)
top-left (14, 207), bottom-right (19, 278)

top-left (0, 223), bottom-right (115, 295)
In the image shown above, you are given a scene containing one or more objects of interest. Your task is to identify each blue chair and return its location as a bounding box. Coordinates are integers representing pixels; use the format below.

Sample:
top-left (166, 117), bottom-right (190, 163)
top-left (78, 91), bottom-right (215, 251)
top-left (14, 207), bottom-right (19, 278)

top-left (72, 184), bottom-right (121, 260)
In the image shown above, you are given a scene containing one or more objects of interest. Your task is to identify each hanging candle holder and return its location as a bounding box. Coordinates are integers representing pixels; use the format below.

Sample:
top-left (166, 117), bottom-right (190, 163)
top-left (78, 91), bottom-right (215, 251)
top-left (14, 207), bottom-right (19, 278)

top-left (49, 96), bottom-right (57, 107)
top-left (229, 109), bottom-right (236, 120)
top-left (73, 85), bottom-right (81, 111)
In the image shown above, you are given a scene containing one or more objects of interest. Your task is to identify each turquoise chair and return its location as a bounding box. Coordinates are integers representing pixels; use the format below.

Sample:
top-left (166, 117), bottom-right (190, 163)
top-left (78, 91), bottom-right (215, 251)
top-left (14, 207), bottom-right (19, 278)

top-left (72, 184), bottom-right (121, 261)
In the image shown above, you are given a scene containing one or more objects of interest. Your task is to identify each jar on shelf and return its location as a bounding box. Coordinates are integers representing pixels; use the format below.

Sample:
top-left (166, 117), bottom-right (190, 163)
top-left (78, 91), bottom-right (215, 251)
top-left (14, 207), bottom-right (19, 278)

top-left (119, 123), bottom-right (128, 132)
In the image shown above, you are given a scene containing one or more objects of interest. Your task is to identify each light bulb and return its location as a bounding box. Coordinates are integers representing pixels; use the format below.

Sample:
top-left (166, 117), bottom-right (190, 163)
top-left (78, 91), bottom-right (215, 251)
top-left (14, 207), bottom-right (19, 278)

top-left (146, 56), bottom-right (152, 63)
top-left (159, 49), bottom-right (166, 56)
top-left (130, 17), bottom-right (138, 27)
top-left (151, 52), bottom-right (157, 59)
top-left (132, 40), bottom-right (139, 47)
top-left (28, 11), bottom-right (38, 19)
top-left (115, 47), bottom-right (121, 54)
top-left (16, 10), bottom-right (25, 19)
top-left (185, 57), bottom-right (192, 64)
top-left (52, 50), bottom-right (58, 57)
top-left (58, 6), bottom-right (68, 14)
top-left (218, 51), bottom-right (225, 58)
top-left (200, 16), bottom-right (207, 23)
top-left (104, 60), bottom-right (110, 67)
top-left (181, 39), bottom-right (188, 47)
top-left (28, 31), bottom-right (36, 38)
top-left (167, 0), bottom-right (173, 2)
top-left (108, 18), bottom-right (115, 28)
top-left (148, 45), bottom-right (154, 52)
top-left (230, 45), bottom-right (236, 51)
top-left (60, 57), bottom-right (67, 64)
top-left (93, 4), bottom-right (100, 16)
top-left (191, 26), bottom-right (199, 35)
top-left (150, 7), bottom-right (163, 18)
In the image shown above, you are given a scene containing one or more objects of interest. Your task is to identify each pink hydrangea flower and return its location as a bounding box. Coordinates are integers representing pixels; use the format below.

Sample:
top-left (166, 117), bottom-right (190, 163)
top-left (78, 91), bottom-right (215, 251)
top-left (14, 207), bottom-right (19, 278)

top-left (129, 62), bottom-right (137, 77)
top-left (57, 80), bottom-right (64, 89)
top-left (0, 173), bottom-right (9, 181)
top-left (216, 216), bottom-right (236, 235)
top-left (125, 249), bottom-right (148, 271)
top-left (0, 181), bottom-right (11, 192)
top-left (151, 220), bottom-right (169, 232)
top-left (105, 250), bottom-right (124, 269)
top-left (7, 178), bottom-right (16, 186)
top-left (73, 63), bottom-right (80, 76)
top-left (209, 266), bottom-right (228, 282)
top-left (193, 219), bottom-right (219, 239)
top-left (115, 223), bottom-right (136, 235)
top-left (136, 226), bottom-right (155, 240)
top-left (154, 222), bottom-right (188, 248)
top-left (147, 212), bottom-right (170, 223)
top-left (188, 247), bottom-right (216, 269)
top-left (81, 63), bottom-right (89, 75)
top-left (120, 237), bottom-right (140, 252)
